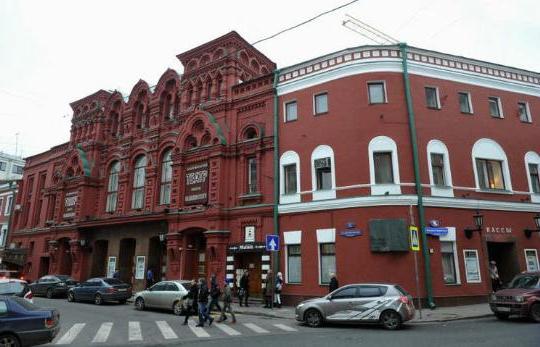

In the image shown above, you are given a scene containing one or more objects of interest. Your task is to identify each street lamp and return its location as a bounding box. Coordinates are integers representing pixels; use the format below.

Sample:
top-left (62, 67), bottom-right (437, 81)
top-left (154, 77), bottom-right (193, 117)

top-left (464, 210), bottom-right (484, 239)
top-left (159, 232), bottom-right (167, 243)
top-left (524, 214), bottom-right (540, 238)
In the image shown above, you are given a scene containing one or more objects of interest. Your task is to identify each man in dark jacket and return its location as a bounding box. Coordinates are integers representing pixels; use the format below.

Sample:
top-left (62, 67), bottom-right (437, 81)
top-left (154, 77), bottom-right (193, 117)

top-left (329, 272), bottom-right (339, 293)
top-left (239, 270), bottom-right (250, 307)
top-left (208, 274), bottom-right (222, 313)
top-left (182, 279), bottom-right (198, 325)
top-left (218, 279), bottom-right (236, 323)
top-left (196, 278), bottom-right (213, 327)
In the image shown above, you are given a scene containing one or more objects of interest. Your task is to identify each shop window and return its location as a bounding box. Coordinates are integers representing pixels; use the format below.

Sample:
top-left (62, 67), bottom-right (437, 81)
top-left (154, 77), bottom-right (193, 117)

top-left (374, 152), bottom-right (394, 184)
top-left (132, 156), bottom-right (147, 209)
top-left (247, 157), bottom-right (258, 194)
top-left (319, 243), bottom-right (335, 285)
top-left (524, 249), bottom-right (539, 272)
top-left (464, 249), bottom-right (481, 283)
top-left (287, 244), bottom-right (302, 284)
top-left (106, 161), bottom-right (120, 212)
top-left (160, 150), bottom-right (173, 205)
top-left (425, 86), bottom-right (440, 109)
top-left (458, 92), bottom-right (473, 114)
top-left (368, 82), bottom-right (386, 104)
top-left (314, 92), bottom-right (328, 115)
top-left (441, 241), bottom-right (458, 284)
top-left (488, 96), bottom-right (503, 118)
top-left (284, 101), bottom-right (297, 122)
top-left (518, 102), bottom-right (532, 123)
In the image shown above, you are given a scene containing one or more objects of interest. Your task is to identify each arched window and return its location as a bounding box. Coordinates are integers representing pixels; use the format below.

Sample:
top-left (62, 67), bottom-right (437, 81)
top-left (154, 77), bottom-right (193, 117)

top-left (132, 155), bottom-right (147, 209)
top-left (525, 151), bottom-right (540, 203)
top-left (160, 150), bottom-right (173, 205)
top-left (106, 161), bottom-right (120, 212)
top-left (280, 151), bottom-right (301, 204)
top-left (471, 138), bottom-right (512, 192)
top-left (368, 136), bottom-right (401, 195)
top-left (427, 140), bottom-right (454, 197)
top-left (244, 127), bottom-right (258, 141)
top-left (311, 145), bottom-right (336, 200)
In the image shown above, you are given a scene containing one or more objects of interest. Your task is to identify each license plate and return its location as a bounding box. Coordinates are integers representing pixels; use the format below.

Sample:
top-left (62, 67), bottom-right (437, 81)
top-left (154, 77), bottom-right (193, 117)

top-left (497, 307), bottom-right (510, 312)
top-left (118, 289), bottom-right (127, 292)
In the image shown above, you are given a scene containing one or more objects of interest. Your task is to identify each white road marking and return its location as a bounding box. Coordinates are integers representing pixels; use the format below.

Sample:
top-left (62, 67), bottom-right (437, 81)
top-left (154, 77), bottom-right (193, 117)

top-left (215, 323), bottom-right (241, 336)
top-left (128, 321), bottom-right (142, 341)
top-left (188, 320), bottom-right (211, 338)
top-left (156, 321), bottom-right (178, 339)
top-left (273, 323), bottom-right (298, 332)
top-left (243, 323), bottom-right (269, 333)
top-left (56, 323), bottom-right (86, 345)
top-left (92, 322), bottom-right (113, 343)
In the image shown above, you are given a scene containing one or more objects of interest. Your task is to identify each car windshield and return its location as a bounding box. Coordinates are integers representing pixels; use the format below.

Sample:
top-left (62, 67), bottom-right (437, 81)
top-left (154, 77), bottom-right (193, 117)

top-left (56, 275), bottom-right (71, 281)
top-left (0, 282), bottom-right (25, 295)
top-left (508, 275), bottom-right (540, 289)
top-left (103, 279), bottom-right (123, 285)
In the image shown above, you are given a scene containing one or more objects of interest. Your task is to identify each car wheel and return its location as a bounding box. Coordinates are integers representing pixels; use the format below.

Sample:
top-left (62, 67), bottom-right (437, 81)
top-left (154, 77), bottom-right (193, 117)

top-left (0, 333), bottom-right (21, 347)
top-left (67, 292), bottom-right (76, 302)
top-left (495, 312), bottom-right (510, 320)
top-left (530, 303), bottom-right (540, 323)
top-left (173, 301), bottom-right (183, 316)
top-left (94, 294), bottom-right (103, 305)
top-left (380, 310), bottom-right (402, 330)
top-left (135, 297), bottom-right (145, 311)
top-left (46, 288), bottom-right (54, 299)
top-left (304, 309), bottom-right (323, 328)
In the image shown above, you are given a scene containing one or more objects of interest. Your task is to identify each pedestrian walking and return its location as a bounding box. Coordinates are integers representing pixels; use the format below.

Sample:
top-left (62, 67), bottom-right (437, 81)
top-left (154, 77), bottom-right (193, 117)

top-left (329, 272), bottom-right (339, 293)
top-left (263, 269), bottom-right (274, 309)
top-left (274, 272), bottom-right (283, 308)
top-left (146, 268), bottom-right (154, 289)
top-left (208, 273), bottom-right (222, 313)
top-left (239, 270), bottom-right (250, 307)
top-left (218, 279), bottom-right (236, 323)
top-left (196, 278), bottom-right (213, 327)
top-left (489, 260), bottom-right (502, 292)
top-left (182, 279), bottom-right (198, 325)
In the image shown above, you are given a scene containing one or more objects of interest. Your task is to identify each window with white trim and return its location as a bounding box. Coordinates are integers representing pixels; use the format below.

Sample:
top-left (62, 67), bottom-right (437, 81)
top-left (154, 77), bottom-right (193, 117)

top-left (311, 145), bottom-right (336, 200)
top-left (287, 245), bottom-right (302, 283)
top-left (458, 92), bottom-right (473, 114)
top-left (524, 249), bottom-right (539, 272)
top-left (464, 249), bottom-right (481, 283)
top-left (4, 196), bottom-right (13, 216)
top-left (0, 224), bottom-right (7, 247)
top-left (368, 82), bottom-right (386, 104)
top-left (280, 151), bottom-right (301, 204)
top-left (518, 102), bottom-right (532, 123)
top-left (12, 165), bottom-right (23, 175)
top-left (488, 97), bottom-right (503, 118)
top-left (476, 159), bottom-right (505, 190)
top-left (285, 101), bottom-right (297, 122)
top-left (373, 152), bottom-right (393, 184)
top-left (247, 157), bottom-right (257, 194)
top-left (427, 140), bottom-right (454, 197)
top-left (0, 198), bottom-right (3, 216)
top-left (425, 87), bottom-right (440, 109)
top-left (529, 164), bottom-right (539, 193)
top-left (0, 161), bottom-right (6, 171)
top-left (368, 136), bottom-right (401, 195)
top-left (106, 161), bottom-right (120, 212)
top-left (132, 155), bottom-right (147, 209)
top-left (315, 158), bottom-right (332, 190)
top-left (284, 164), bottom-right (297, 195)
top-left (525, 151), bottom-right (540, 203)
top-left (319, 243), bottom-right (335, 285)
top-left (441, 241), bottom-right (458, 284)
top-left (472, 139), bottom-right (512, 192)
top-left (431, 153), bottom-right (446, 186)
top-left (160, 150), bottom-right (173, 205)
top-left (314, 93), bottom-right (328, 115)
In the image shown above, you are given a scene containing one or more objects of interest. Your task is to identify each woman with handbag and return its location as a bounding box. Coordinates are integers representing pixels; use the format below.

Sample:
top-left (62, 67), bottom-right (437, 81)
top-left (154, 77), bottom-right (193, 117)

top-left (182, 279), bottom-right (198, 325)
top-left (274, 272), bottom-right (283, 308)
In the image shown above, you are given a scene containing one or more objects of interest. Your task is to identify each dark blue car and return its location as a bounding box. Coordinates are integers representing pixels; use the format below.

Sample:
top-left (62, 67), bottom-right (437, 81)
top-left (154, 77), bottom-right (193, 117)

top-left (0, 295), bottom-right (60, 347)
top-left (67, 277), bottom-right (132, 305)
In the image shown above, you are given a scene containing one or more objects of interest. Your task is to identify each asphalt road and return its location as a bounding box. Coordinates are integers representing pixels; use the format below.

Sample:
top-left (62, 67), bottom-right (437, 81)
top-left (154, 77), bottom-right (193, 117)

top-left (35, 297), bottom-right (540, 347)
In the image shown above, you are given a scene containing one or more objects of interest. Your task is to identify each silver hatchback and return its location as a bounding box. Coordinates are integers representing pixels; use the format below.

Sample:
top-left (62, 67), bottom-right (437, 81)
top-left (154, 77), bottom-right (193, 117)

top-left (134, 280), bottom-right (191, 315)
top-left (296, 284), bottom-right (415, 330)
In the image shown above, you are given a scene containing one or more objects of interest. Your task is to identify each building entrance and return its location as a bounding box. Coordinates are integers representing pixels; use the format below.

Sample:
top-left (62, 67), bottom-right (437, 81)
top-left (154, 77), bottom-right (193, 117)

top-left (91, 240), bottom-right (109, 277)
top-left (38, 257), bottom-right (50, 278)
top-left (118, 238), bottom-right (136, 284)
top-left (235, 252), bottom-right (262, 297)
top-left (487, 241), bottom-right (520, 287)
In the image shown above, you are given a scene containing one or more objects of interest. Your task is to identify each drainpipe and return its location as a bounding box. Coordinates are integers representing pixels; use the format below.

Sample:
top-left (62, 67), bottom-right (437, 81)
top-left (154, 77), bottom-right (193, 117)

top-left (272, 69), bottom-right (281, 275)
top-left (399, 43), bottom-right (436, 309)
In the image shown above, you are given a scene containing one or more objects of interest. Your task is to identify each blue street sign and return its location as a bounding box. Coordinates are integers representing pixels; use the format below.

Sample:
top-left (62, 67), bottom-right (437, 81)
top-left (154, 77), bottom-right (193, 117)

top-left (425, 227), bottom-right (449, 236)
top-left (266, 235), bottom-right (280, 252)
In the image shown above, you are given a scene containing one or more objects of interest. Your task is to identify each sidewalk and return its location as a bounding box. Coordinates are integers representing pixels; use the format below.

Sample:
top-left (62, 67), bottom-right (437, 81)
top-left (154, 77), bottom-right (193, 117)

top-left (232, 302), bottom-right (492, 323)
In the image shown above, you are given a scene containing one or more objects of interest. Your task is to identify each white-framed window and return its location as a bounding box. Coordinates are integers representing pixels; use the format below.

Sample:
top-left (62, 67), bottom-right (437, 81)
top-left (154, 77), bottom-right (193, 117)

top-left (368, 81), bottom-right (387, 104)
top-left (0, 198), bottom-right (3, 216)
top-left (440, 227), bottom-right (461, 285)
top-left (463, 249), bottom-right (481, 283)
top-left (316, 228), bottom-right (336, 285)
top-left (132, 155), bottom-right (147, 209)
top-left (425, 86), bottom-right (440, 109)
top-left (471, 138), bottom-right (512, 192)
top-left (0, 224), bottom-right (7, 247)
top-left (368, 136), bottom-right (401, 195)
top-left (284, 230), bottom-right (302, 284)
top-left (311, 145), bottom-right (336, 200)
top-left (518, 102), bottom-right (532, 123)
top-left (280, 151), bottom-right (301, 204)
top-left (284, 100), bottom-right (298, 122)
top-left (524, 249), bottom-right (539, 272)
top-left (488, 96), bottom-right (503, 118)
top-left (458, 92), bottom-right (473, 114)
top-left (106, 161), bottom-right (120, 213)
top-left (427, 141), bottom-right (454, 197)
top-left (159, 149), bottom-right (173, 205)
top-left (525, 151), bottom-right (540, 203)
top-left (12, 164), bottom-right (23, 175)
top-left (0, 161), bottom-right (6, 171)
top-left (313, 92), bottom-right (328, 115)
top-left (4, 196), bottom-right (13, 216)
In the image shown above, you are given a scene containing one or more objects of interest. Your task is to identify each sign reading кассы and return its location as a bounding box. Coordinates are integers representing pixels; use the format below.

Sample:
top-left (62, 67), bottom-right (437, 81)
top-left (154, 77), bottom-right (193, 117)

top-left (63, 191), bottom-right (78, 219)
top-left (184, 162), bottom-right (209, 205)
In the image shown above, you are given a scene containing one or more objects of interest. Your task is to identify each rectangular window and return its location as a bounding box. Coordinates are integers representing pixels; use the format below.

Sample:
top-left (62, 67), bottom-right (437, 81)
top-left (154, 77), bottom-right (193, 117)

top-left (0, 162), bottom-right (6, 171)
top-left (285, 101), bottom-right (297, 122)
top-left (314, 93), bottom-right (328, 115)
top-left (524, 249), bottom-right (539, 272)
top-left (374, 152), bottom-right (394, 184)
top-left (283, 164), bottom-right (297, 195)
top-left (4, 196), bottom-right (13, 216)
top-left (160, 158), bottom-right (173, 205)
top-left (458, 92), bottom-right (472, 113)
top-left (488, 97), bottom-right (503, 118)
top-left (314, 158), bottom-right (332, 190)
top-left (430, 153), bottom-right (446, 186)
top-left (287, 244), bottom-right (302, 283)
top-left (441, 241), bottom-right (457, 284)
top-left (518, 102), bottom-right (531, 123)
top-left (464, 249), bottom-right (481, 283)
top-left (319, 243), bottom-right (336, 284)
top-left (247, 157), bottom-right (257, 193)
top-left (476, 159), bottom-right (505, 190)
top-left (529, 163), bottom-right (540, 194)
top-left (368, 82), bottom-right (386, 104)
top-left (0, 198), bottom-right (3, 216)
top-left (12, 165), bottom-right (23, 175)
top-left (425, 87), bottom-right (440, 109)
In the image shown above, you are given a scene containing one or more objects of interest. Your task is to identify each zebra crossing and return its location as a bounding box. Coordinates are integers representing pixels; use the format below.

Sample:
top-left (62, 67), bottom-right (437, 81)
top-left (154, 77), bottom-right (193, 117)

top-left (52, 319), bottom-right (300, 345)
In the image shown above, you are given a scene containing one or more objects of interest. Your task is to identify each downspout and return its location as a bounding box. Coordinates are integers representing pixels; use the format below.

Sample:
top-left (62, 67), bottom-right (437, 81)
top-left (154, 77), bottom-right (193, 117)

top-left (272, 69), bottom-right (281, 274)
top-left (399, 43), bottom-right (436, 308)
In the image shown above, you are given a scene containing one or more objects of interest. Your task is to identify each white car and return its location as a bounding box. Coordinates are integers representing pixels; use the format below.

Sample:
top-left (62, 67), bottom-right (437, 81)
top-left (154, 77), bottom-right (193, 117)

top-left (134, 280), bottom-right (191, 315)
top-left (0, 278), bottom-right (34, 303)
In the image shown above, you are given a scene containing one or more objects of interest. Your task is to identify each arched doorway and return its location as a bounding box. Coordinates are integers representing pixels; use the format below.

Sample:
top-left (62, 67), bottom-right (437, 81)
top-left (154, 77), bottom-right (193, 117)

top-left (91, 240), bottom-right (109, 277)
top-left (57, 238), bottom-right (73, 276)
top-left (181, 228), bottom-right (206, 281)
top-left (118, 238), bottom-right (136, 284)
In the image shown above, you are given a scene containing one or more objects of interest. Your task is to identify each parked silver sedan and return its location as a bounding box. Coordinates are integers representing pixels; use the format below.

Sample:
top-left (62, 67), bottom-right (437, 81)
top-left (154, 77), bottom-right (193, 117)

top-left (134, 280), bottom-right (191, 315)
top-left (295, 284), bottom-right (415, 330)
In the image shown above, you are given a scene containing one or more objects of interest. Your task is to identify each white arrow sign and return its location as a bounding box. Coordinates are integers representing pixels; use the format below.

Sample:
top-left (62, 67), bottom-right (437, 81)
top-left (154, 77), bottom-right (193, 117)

top-left (268, 238), bottom-right (277, 251)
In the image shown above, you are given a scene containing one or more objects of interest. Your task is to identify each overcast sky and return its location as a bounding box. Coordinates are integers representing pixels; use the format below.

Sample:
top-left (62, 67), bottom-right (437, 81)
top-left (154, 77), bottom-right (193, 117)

top-left (1, 0), bottom-right (539, 158)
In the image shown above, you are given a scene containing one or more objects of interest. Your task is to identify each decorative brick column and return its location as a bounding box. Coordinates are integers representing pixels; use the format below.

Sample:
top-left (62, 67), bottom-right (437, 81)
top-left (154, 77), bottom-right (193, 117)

top-left (204, 230), bottom-right (230, 282)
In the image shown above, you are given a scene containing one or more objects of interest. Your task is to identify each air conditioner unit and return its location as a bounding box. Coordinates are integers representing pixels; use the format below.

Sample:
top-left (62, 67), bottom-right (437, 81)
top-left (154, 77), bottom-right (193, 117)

top-left (314, 158), bottom-right (331, 169)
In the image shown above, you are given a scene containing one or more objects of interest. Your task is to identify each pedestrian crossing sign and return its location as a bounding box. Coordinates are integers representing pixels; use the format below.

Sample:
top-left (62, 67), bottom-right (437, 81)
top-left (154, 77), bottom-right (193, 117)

top-left (409, 226), bottom-right (420, 252)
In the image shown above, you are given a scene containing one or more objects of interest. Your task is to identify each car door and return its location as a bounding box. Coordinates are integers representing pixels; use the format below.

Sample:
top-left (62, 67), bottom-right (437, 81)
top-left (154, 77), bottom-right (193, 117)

top-left (163, 283), bottom-right (181, 310)
top-left (353, 285), bottom-right (390, 322)
top-left (154, 282), bottom-right (173, 309)
top-left (0, 299), bottom-right (8, 328)
top-left (324, 286), bottom-right (359, 321)
top-left (145, 283), bottom-right (165, 308)
top-left (35, 276), bottom-right (49, 295)
top-left (75, 281), bottom-right (89, 300)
